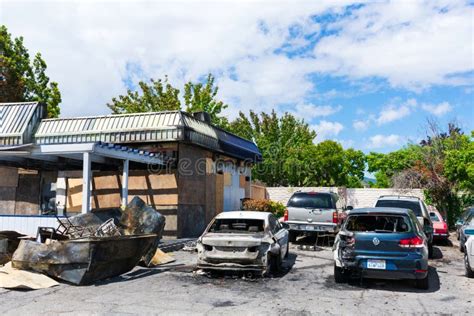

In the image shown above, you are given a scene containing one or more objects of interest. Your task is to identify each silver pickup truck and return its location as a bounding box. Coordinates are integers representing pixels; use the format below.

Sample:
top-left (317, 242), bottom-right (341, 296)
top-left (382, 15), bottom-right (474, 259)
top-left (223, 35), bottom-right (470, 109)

top-left (283, 191), bottom-right (341, 242)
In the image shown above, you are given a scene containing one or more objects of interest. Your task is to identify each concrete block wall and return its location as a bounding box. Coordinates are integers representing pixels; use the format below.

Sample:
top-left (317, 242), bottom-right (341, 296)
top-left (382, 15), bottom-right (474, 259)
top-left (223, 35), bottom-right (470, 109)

top-left (266, 187), bottom-right (424, 208)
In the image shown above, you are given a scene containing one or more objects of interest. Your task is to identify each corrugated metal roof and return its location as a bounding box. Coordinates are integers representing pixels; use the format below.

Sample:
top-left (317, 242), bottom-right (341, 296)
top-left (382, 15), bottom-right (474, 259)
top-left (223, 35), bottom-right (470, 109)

top-left (0, 102), bottom-right (45, 146)
top-left (33, 110), bottom-right (261, 162)
top-left (35, 111), bottom-right (185, 144)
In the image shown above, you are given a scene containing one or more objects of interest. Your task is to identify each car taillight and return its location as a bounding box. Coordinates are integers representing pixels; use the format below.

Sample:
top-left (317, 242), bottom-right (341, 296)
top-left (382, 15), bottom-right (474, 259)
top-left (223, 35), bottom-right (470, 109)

top-left (435, 228), bottom-right (447, 234)
top-left (399, 236), bottom-right (424, 248)
top-left (284, 209), bottom-right (288, 221)
top-left (332, 211), bottom-right (338, 224)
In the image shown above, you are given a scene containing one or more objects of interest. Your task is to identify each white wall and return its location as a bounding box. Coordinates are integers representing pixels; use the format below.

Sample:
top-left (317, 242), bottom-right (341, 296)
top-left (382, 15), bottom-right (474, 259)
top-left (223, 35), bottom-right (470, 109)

top-left (266, 187), bottom-right (424, 208)
top-left (0, 215), bottom-right (62, 237)
top-left (223, 163), bottom-right (248, 211)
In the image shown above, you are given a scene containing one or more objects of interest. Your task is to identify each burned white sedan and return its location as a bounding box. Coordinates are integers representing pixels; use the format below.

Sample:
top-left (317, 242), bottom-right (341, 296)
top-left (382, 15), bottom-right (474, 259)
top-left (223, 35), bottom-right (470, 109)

top-left (196, 211), bottom-right (289, 276)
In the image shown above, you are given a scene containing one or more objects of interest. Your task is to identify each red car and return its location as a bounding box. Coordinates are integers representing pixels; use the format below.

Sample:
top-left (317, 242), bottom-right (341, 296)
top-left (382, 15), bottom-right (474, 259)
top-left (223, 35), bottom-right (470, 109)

top-left (429, 206), bottom-right (449, 241)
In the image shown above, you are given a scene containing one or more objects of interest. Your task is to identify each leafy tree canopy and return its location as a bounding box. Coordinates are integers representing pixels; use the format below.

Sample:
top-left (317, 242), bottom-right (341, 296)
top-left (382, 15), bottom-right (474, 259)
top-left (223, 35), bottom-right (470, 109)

top-left (108, 74), bottom-right (228, 126)
top-left (0, 25), bottom-right (61, 117)
top-left (184, 74), bottom-right (228, 127)
top-left (228, 112), bottom-right (366, 188)
top-left (367, 122), bottom-right (473, 225)
top-left (108, 76), bottom-right (181, 114)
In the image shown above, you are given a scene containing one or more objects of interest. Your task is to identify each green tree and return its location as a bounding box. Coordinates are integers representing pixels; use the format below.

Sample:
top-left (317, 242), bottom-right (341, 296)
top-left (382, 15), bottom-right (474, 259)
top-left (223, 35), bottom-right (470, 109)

top-left (184, 74), bottom-right (228, 127)
top-left (108, 73), bottom-right (229, 127)
top-left (344, 148), bottom-right (366, 188)
top-left (229, 111), bottom-right (366, 188)
top-left (368, 122), bottom-right (474, 226)
top-left (0, 25), bottom-right (62, 117)
top-left (108, 76), bottom-right (181, 114)
top-left (366, 145), bottom-right (420, 188)
top-left (229, 110), bottom-right (316, 186)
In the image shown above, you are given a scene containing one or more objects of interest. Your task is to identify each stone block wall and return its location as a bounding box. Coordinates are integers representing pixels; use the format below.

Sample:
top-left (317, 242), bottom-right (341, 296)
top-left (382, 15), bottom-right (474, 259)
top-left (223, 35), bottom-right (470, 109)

top-left (266, 186), bottom-right (424, 208)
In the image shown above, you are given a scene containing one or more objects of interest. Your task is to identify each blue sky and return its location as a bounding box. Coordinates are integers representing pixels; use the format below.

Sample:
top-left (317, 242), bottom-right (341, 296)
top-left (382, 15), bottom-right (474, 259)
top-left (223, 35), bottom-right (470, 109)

top-left (1, 0), bottom-right (473, 153)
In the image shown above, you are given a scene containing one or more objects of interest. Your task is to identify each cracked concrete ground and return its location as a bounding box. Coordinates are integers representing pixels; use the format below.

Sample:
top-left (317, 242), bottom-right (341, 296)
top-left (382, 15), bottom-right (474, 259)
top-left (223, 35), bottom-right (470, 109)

top-left (0, 236), bottom-right (472, 315)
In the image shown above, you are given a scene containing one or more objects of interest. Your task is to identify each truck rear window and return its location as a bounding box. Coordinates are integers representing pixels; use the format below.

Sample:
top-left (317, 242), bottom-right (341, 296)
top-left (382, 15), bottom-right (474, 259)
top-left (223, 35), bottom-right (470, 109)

top-left (375, 200), bottom-right (422, 217)
top-left (287, 193), bottom-right (334, 209)
top-left (345, 215), bottom-right (412, 233)
top-left (209, 219), bottom-right (265, 234)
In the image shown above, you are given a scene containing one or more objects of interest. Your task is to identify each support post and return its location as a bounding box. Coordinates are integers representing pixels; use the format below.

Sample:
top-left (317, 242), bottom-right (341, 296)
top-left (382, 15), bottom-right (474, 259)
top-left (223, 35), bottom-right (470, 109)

top-left (82, 152), bottom-right (92, 214)
top-left (122, 159), bottom-right (129, 208)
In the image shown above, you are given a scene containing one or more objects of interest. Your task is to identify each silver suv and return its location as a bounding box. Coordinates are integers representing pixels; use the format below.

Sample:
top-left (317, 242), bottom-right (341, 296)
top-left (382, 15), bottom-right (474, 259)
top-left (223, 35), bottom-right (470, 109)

top-left (375, 195), bottom-right (434, 258)
top-left (283, 192), bottom-right (340, 242)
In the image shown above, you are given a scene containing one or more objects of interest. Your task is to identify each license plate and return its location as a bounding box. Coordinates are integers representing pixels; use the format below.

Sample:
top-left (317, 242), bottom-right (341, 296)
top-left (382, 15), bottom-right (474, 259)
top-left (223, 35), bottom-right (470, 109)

top-left (305, 225), bottom-right (315, 230)
top-left (367, 259), bottom-right (386, 270)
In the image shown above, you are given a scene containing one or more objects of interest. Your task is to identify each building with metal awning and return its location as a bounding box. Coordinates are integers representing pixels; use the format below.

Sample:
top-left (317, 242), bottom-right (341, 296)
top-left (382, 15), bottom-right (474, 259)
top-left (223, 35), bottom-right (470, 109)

top-left (0, 102), bottom-right (262, 238)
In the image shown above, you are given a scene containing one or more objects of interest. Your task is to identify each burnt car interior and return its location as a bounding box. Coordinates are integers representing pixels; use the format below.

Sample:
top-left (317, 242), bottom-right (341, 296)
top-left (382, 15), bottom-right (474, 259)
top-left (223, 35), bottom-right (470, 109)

top-left (345, 215), bottom-right (411, 233)
top-left (209, 219), bottom-right (265, 234)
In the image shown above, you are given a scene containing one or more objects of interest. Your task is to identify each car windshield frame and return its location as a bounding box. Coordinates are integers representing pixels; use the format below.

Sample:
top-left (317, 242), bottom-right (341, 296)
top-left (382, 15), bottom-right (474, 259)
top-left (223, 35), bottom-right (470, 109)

top-left (375, 199), bottom-right (423, 217)
top-left (287, 193), bottom-right (335, 209)
top-left (207, 218), bottom-right (266, 234)
top-left (344, 214), bottom-right (413, 233)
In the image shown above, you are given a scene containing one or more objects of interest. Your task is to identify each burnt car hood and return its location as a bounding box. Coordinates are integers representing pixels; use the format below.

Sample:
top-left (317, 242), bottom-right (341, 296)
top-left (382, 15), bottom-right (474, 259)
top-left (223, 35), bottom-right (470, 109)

top-left (201, 233), bottom-right (267, 247)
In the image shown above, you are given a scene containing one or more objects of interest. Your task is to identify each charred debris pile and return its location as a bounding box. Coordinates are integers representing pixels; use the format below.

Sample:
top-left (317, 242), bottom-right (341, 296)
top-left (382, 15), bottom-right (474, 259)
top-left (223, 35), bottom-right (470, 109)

top-left (2, 197), bottom-right (166, 286)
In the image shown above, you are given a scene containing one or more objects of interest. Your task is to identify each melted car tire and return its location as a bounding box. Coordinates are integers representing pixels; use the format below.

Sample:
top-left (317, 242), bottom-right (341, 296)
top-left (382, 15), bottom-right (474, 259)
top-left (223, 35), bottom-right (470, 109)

top-left (428, 243), bottom-right (434, 259)
top-left (288, 231), bottom-right (297, 243)
top-left (415, 275), bottom-right (429, 290)
top-left (334, 264), bottom-right (347, 284)
top-left (263, 253), bottom-right (281, 277)
top-left (465, 254), bottom-right (474, 278)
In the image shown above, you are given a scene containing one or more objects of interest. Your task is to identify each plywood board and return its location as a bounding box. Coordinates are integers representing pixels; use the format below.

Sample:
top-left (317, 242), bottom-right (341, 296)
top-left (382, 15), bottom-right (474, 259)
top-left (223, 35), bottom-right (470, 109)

top-left (223, 173), bottom-right (232, 186)
top-left (178, 176), bottom-right (206, 205)
top-left (0, 187), bottom-right (16, 215)
top-left (0, 167), bottom-right (18, 187)
top-left (215, 174), bottom-right (224, 214)
top-left (239, 175), bottom-right (246, 188)
top-left (14, 174), bottom-right (40, 215)
top-left (66, 178), bottom-right (83, 212)
top-left (66, 172), bottom-right (179, 212)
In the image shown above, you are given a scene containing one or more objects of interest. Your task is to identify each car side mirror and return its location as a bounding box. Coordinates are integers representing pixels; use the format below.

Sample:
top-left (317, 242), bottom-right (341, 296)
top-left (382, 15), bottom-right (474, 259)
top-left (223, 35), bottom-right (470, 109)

top-left (281, 222), bottom-right (290, 230)
top-left (346, 206), bottom-right (353, 211)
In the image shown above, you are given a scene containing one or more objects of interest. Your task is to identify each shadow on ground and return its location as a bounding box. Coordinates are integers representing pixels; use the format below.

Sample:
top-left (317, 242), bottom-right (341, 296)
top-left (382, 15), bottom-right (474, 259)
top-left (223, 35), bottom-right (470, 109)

top-left (325, 265), bottom-right (441, 294)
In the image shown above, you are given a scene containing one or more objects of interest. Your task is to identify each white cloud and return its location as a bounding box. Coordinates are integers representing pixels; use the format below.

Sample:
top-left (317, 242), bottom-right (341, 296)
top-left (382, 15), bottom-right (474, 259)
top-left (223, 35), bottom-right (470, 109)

top-left (353, 119), bottom-right (370, 131)
top-left (313, 1), bottom-right (474, 90)
top-left (291, 104), bottom-right (342, 120)
top-left (0, 0), bottom-right (341, 117)
top-left (0, 0), bottom-right (471, 119)
top-left (376, 98), bottom-right (417, 125)
top-left (312, 120), bottom-right (344, 141)
top-left (421, 101), bottom-right (453, 116)
top-left (367, 134), bottom-right (401, 149)
top-left (335, 139), bottom-right (355, 149)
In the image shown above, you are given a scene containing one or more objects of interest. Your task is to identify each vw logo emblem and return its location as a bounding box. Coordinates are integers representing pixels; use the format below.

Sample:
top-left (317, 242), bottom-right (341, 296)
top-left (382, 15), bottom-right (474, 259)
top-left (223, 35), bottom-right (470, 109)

top-left (373, 237), bottom-right (380, 246)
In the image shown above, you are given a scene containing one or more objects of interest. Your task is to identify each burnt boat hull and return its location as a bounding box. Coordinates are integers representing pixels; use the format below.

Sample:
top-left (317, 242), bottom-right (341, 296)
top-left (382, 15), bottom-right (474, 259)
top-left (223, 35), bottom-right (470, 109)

top-left (12, 234), bottom-right (157, 285)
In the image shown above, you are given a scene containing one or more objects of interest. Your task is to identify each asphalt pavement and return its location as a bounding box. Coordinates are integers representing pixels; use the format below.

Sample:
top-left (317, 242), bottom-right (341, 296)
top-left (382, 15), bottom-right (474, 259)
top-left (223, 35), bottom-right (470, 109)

top-left (0, 236), bottom-right (472, 315)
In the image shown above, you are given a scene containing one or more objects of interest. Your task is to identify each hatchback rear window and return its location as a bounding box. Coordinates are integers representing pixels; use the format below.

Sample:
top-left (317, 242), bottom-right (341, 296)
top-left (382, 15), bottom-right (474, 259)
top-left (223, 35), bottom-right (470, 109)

top-left (375, 200), bottom-right (422, 217)
top-left (287, 193), bottom-right (334, 209)
top-left (209, 219), bottom-right (265, 234)
top-left (345, 215), bottom-right (412, 233)
top-left (430, 212), bottom-right (440, 221)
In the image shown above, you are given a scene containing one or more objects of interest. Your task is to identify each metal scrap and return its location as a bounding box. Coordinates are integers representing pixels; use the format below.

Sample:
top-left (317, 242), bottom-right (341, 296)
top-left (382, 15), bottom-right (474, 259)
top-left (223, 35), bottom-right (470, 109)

top-left (94, 218), bottom-right (121, 237)
top-left (0, 231), bottom-right (30, 265)
top-left (11, 196), bottom-right (166, 285)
